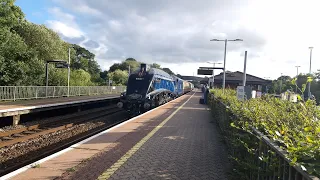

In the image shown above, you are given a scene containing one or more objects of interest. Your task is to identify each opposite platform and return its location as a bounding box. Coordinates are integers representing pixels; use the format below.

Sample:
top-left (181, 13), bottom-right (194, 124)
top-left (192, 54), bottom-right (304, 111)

top-left (0, 94), bottom-right (120, 118)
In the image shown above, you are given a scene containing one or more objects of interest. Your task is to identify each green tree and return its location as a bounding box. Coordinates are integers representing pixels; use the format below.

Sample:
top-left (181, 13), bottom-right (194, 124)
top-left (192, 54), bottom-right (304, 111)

top-left (108, 69), bottom-right (128, 85)
top-left (15, 22), bottom-right (69, 61)
top-left (150, 63), bottom-right (161, 69)
top-left (0, 0), bottom-right (108, 87)
top-left (109, 60), bottom-right (140, 73)
top-left (70, 69), bottom-right (92, 86)
top-left (125, 57), bottom-right (136, 61)
top-left (99, 70), bottom-right (108, 84)
top-left (0, 27), bottom-right (29, 85)
top-left (0, 0), bottom-right (24, 29)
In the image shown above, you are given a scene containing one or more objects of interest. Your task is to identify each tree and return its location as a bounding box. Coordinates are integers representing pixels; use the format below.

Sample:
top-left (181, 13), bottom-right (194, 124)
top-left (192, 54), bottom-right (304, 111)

top-left (0, 0), bottom-right (25, 29)
top-left (109, 60), bottom-right (140, 73)
top-left (0, 27), bottom-right (30, 85)
top-left (70, 69), bottom-right (92, 86)
top-left (150, 63), bottom-right (161, 69)
top-left (100, 70), bottom-right (108, 84)
top-left (0, 1), bottom-right (106, 86)
top-left (125, 57), bottom-right (136, 61)
top-left (108, 69), bottom-right (128, 85)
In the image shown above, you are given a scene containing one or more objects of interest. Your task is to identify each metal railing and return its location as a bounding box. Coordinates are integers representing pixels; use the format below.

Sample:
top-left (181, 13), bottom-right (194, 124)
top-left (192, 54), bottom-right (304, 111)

top-left (209, 94), bottom-right (319, 180)
top-left (0, 86), bottom-right (126, 101)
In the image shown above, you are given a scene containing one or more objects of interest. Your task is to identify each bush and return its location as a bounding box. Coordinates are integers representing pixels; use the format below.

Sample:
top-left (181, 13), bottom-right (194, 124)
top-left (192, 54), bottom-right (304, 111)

top-left (209, 89), bottom-right (320, 178)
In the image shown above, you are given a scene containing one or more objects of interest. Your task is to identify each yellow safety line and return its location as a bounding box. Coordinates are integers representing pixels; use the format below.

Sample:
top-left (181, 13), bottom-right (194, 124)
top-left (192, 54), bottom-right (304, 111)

top-left (97, 92), bottom-right (196, 180)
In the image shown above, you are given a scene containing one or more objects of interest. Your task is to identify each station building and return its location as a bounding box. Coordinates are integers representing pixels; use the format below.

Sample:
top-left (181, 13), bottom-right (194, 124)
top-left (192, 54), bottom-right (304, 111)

top-left (201, 71), bottom-right (272, 93)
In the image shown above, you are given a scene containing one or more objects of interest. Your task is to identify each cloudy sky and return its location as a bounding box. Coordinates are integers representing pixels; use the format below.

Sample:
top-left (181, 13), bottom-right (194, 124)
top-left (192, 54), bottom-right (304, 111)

top-left (16, 0), bottom-right (320, 79)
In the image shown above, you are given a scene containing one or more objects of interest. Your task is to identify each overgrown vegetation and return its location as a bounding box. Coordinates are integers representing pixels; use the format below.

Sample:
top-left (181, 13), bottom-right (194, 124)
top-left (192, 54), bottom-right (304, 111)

top-left (209, 88), bottom-right (320, 178)
top-left (268, 72), bottom-right (320, 104)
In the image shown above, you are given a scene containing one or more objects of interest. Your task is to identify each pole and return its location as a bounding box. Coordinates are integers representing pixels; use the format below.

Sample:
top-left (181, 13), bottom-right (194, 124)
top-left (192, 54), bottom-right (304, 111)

top-left (243, 51), bottom-right (248, 86)
top-left (67, 47), bottom-right (71, 97)
top-left (280, 73), bottom-right (283, 94)
top-left (308, 47), bottom-right (313, 99)
top-left (222, 39), bottom-right (227, 93)
top-left (295, 66), bottom-right (300, 93)
top-left (212, 63), bottom-right (215, 88)
top-left (45, 62), bottom-right (49, 97)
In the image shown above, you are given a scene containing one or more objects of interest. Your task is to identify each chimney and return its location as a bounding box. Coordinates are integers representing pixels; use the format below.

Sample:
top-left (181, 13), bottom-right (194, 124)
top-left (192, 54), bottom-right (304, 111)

top-left (140, 63), bottom-right (146, 71)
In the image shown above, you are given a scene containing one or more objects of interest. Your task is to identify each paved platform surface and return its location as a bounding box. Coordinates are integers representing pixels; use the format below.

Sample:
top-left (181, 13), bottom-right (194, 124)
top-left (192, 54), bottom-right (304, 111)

top-left (4, 91), bottom-right (231, 180)
top-left (103, 92), bottom-right (231, 180)
top-left (0, 94), bottom-right (119, 111)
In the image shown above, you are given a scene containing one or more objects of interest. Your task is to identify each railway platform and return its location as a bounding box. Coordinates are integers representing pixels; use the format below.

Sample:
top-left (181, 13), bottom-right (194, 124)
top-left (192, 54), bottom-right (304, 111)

top-left (0, 95), bottom-right (120, 125)
top-left (3, 91), bottom-right (231, 180)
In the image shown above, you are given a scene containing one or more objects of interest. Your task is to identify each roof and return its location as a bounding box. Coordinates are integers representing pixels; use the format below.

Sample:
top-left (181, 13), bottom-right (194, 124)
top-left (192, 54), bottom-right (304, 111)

top-left (213, 71), bottom-right (271, 84)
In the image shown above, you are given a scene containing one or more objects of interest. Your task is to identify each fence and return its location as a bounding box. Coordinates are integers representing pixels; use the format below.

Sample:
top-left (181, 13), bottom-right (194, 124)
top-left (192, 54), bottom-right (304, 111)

top-left (209, 94), bottom-right (319, 180)
top-left (0, 86), bottom-right (126, 101)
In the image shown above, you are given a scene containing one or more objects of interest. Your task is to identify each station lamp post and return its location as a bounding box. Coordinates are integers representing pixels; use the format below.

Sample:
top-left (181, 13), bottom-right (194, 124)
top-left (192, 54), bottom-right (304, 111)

top-left (295, 65), bottom-right (300, 93)
top-left (308, 47), bottom-right (313, 99)
top-left (210, 38), bottom-right (243, 93)
top-left (280, 73), bottom-right (283, 94)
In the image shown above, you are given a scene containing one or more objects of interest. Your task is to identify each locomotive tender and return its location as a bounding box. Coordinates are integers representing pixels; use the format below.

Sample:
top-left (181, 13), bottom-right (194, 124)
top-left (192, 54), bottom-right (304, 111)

top-left (117, 63), bottom-right (194, 116)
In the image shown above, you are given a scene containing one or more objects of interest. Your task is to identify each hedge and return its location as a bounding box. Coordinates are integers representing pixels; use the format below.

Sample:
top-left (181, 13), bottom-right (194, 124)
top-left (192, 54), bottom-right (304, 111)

top-left (209, 89), bottom-right (320, 179)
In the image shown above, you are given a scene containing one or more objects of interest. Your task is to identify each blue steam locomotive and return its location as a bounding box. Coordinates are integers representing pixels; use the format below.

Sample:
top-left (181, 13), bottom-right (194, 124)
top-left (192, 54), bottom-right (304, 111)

top-left (117, 63), bottom-right (194, 116)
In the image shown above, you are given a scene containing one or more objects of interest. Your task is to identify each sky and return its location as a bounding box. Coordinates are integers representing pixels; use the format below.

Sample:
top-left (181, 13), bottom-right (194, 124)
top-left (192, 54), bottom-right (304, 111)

top-left (15, 0), bottom-right (320, 80)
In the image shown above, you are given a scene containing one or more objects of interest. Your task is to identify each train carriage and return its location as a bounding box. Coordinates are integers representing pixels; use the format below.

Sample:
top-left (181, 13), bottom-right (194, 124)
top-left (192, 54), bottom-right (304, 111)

top-left (182, 81), bottom-right (192, 94)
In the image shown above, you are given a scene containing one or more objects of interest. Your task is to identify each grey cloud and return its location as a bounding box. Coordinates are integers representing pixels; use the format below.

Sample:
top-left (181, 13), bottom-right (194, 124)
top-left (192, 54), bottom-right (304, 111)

top-left (59, 34), bottom-right (86, 44)
top-left (83, 40), bottom-right (100, 49)
top-left (51, 0), bottom-right (266, 67)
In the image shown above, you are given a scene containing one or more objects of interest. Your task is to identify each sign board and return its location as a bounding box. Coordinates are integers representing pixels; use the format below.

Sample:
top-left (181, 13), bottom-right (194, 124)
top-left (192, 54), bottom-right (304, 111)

top-left (199, 67), bottom-right (224, 70)
top-left (197, 69), bottom-right (213, 75)
top-left (256, 91), bottom-right (262, 98)
top-left (55, 62), bottom-right (69, 68)
top-left (237, 86), bottom-right (245, 100)
top-left (237, 86), bottom-right (252, 100)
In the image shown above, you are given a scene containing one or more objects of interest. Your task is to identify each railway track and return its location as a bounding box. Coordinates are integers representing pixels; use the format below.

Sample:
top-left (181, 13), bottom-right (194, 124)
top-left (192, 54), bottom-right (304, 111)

top-left (0, 105), bottom-right (119, 148)
top-left (0, 106), bottom-right (128, 177)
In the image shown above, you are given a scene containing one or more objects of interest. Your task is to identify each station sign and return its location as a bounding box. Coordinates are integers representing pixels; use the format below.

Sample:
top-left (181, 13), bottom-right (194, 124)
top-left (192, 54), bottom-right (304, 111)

top-left (237, 86), bottom-right (245, 100)
top-left (55, 62), bottom-right (69, 68)
top-left (197, 66), bottom-right (224, 75)
top-left (197, 69), bottom-right (213, 75)
top-left (237, 86), bottom-right (252, 101)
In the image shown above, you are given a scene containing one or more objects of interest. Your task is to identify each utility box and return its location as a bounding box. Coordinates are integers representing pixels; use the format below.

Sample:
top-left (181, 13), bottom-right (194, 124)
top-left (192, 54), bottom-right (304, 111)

top-left (237, 86), bottom-right (252, 101)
